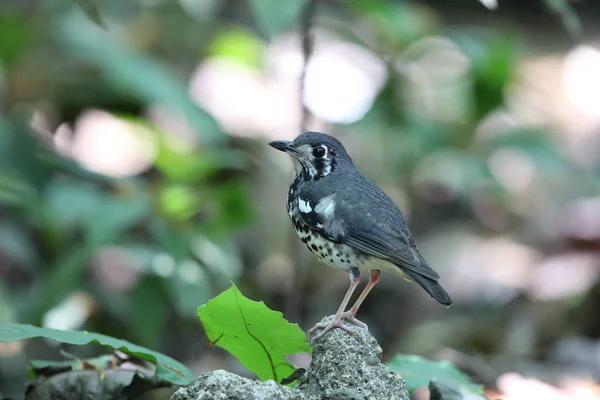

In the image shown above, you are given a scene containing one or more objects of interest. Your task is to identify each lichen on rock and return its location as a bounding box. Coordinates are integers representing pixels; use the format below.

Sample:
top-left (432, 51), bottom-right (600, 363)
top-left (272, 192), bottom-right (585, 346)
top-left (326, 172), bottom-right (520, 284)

top-left (299, 317), bottom-right (410, 400)
top-left (171, 318), bottom-right (410, 400)
top-left (170, 370), bottom-right (303, 400)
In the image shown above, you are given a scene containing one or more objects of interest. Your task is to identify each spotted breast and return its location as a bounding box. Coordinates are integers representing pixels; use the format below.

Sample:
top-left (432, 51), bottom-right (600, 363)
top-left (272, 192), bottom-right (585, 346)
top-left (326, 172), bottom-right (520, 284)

top-left (286, 181), bottom-right (362, 271)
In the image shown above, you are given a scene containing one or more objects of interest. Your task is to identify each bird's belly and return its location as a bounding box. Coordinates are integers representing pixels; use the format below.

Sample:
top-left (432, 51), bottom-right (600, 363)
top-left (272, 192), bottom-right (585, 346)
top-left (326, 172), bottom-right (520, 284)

top-left (307, 233), bottom-right (362, 270)
top-left (288, 215), bottom-right (363, 271)
top-left (287, 212), bottom-right (352, 270)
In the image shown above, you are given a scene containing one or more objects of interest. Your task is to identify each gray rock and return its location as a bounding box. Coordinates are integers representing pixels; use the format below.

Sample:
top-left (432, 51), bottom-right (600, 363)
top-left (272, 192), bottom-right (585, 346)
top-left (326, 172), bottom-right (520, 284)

top-left (170, 370), bottom-right (304, 400)
top-left (299, 318), bottom-right (409, 400)
top-left (172, 318), bottom-right (410, 400)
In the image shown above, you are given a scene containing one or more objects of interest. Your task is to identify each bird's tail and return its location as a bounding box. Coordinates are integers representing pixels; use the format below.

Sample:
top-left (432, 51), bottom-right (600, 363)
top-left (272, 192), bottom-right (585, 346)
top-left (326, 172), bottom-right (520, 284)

top-left (402, 269), bottom-right (453, 307)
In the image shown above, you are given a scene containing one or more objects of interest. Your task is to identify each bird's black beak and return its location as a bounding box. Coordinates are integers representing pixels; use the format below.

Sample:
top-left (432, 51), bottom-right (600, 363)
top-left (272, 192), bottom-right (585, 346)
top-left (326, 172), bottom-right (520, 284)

top-left (268, 140), bottom-right (301, 156)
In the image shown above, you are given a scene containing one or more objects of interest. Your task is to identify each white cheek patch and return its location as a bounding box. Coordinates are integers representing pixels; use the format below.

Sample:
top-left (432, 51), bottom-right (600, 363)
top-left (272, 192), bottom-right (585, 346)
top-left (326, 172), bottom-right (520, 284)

top-left (298, 198), bottom-right (312, 213)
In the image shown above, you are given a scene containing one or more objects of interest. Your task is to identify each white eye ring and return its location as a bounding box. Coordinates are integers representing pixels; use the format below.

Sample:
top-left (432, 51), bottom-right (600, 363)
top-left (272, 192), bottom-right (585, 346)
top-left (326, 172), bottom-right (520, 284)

top-left (312, 146), bottom-right (327, 158)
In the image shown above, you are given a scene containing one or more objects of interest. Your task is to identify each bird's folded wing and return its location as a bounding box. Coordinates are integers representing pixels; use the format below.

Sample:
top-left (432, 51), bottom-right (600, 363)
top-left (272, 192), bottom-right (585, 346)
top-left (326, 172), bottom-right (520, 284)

top-left (344, 231), bottom-right (440, 281)
top-left (295, 186), bottom-right (440, 280)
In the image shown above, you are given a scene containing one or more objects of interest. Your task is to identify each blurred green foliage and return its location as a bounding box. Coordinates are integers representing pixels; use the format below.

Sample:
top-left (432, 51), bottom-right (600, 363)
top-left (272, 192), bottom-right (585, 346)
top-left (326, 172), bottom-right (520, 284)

top-left (0, 0), bottom-right (594, 398)
top-left (387, 354), bottom-right (483, 394)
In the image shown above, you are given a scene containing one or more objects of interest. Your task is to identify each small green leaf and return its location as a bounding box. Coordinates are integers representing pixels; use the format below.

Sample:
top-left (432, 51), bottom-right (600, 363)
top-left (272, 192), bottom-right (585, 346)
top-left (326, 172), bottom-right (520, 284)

top-left (455, 35), bottom-right (517, 121)
top-left (249, 0), bottom-right (309, 37)
top-left (198, 284), bottom-right (311, 382)
top-left (386, 354), bottom-right (482, 394)
top-left (0, 323), bottom-right (195, 386)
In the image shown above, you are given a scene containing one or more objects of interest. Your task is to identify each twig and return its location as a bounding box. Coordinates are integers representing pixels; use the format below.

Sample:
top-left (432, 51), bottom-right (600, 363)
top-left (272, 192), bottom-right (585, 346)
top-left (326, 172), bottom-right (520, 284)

top-left (299, 0), bottom-right (318, 133)
top-left (286, 0), bottom-right (318, 322)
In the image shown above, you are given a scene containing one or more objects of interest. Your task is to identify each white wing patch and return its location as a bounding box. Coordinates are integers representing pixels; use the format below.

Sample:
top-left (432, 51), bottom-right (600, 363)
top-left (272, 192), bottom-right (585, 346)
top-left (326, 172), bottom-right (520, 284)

top-left (315, 194), bottom-right (336, 220)
top-left (298, 198), bottom-right (312, 213)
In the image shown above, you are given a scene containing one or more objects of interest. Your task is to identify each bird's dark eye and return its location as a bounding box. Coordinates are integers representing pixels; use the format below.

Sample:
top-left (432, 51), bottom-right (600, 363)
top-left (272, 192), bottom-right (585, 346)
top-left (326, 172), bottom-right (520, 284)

top-left (312, 146), bottom-right (326, 158)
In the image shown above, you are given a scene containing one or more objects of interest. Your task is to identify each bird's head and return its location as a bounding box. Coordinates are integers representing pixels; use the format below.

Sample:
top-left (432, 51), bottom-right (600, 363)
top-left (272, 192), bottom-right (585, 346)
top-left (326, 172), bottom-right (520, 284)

top-left (269, 132), bottom-right (352, 180)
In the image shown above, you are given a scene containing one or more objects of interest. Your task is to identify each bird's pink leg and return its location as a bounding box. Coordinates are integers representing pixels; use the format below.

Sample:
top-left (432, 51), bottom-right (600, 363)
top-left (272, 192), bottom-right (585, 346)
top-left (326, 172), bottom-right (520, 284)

top-left (308, 268), bottom-right (361, 342)
top-left (340, 269), bottom-right (381, 327)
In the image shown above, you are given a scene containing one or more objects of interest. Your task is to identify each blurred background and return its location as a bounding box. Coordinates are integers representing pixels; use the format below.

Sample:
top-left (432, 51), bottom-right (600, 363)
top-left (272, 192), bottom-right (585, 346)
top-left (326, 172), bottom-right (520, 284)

top-left (1, 0), bottom-right (600, 399)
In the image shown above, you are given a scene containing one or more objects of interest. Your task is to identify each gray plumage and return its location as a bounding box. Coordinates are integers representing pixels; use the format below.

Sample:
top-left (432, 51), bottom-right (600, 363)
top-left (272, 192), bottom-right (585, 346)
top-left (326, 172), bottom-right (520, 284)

top-left (271, 132), bottom-right (452, 308)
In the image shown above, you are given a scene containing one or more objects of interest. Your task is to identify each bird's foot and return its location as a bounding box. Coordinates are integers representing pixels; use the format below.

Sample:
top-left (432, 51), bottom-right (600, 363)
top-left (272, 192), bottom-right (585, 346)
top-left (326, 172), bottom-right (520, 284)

top-left (308, 312), bottom-right (367, 343)
top-left (339, 310), bottom-right (367, 328)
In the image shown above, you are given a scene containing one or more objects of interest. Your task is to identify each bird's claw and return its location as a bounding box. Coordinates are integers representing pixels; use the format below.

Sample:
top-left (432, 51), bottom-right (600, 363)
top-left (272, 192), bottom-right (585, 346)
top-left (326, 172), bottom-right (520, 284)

top-left (308, 312), bottom-right (367, 343)
top-left (339, 310), bottom-right (367, 328)
top-left (309, 318), bottom-right (356, 343)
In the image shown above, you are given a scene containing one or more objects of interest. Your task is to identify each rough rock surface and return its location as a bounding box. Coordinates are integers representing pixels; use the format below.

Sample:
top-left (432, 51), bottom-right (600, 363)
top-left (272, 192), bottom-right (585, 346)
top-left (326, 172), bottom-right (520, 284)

top-left (171, 318), bottom-right (410, 400)
top-left (299, 317), bottom-right (410, 400)
top-left (170, 370), bottom-right (303, 400)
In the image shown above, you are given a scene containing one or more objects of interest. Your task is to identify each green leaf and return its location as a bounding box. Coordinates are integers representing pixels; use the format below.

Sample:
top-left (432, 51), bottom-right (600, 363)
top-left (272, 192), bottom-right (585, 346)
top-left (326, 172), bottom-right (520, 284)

top-left (386, 354), bottom-right (483, 394)
top-left (74, 0), bottom-right (106, 28)
top-left (429, 379), bottom-right (489, 400)
top-left (472, 38), bottom-right (516, 120)
top-left (28, 354), bottom-right (116, 379)
top-left (249, 0), bottom-right (308, 37)
top-left (449, 33), bottom-right (517, 122)
top-left (198, 284), bottom-right (311, 382)
top-left (0, 323), bottom-right (195, 386)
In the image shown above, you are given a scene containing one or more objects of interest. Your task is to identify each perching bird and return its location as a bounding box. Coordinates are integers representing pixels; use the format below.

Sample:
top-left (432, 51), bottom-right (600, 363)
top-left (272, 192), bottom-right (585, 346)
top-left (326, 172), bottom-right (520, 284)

top-left (269, 132), bottom-right (452, 342)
